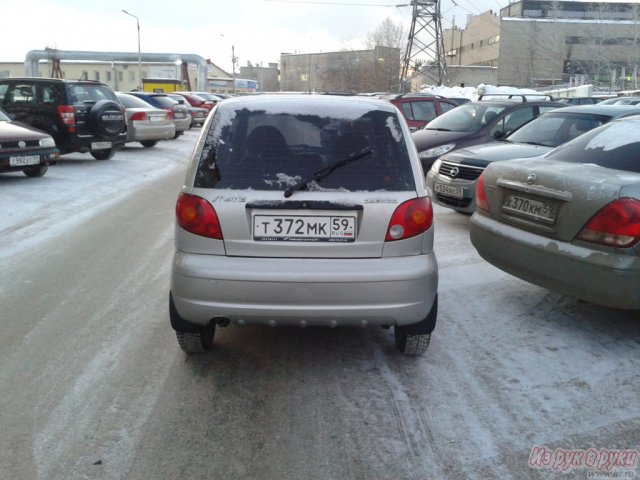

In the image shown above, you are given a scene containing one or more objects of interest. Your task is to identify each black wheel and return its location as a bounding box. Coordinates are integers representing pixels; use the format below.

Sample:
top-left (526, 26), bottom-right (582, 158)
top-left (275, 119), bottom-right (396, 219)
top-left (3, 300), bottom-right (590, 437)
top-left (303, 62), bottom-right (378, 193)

top-left (394, 295), bottom-right (437, 356)
top-left (91, 149), bottom-right (116, 160)
top-left (23, 164), bottom-right (48, 177)
top-left (173, 131), bottom-right (183, 139)
top-left (140, 140), bottom-right (157, 148)
top-left (176, 322), bottom-right (215, 353)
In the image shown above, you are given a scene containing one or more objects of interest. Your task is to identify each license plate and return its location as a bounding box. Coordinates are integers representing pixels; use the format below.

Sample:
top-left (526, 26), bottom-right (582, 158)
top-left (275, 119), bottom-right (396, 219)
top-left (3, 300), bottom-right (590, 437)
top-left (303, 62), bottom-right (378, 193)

top-left (253, 215), bottom-right (356, 242)
top-left (502, 194), bottom-right (556, 223)
top-left (175, 112), bottom-right (186, 118)
top-left (149, 115), bottom-right (164, 123)
top-left (91, 141), bottom-right (112, 150)
top-left (10, 155), bottom-right (40, 166)
top-left (434, 182), bottom-right (464, 199)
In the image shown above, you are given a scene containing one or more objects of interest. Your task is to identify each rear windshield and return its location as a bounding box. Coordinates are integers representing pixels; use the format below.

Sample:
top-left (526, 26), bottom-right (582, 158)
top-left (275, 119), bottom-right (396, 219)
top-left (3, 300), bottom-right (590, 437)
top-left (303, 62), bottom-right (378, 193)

top-left (547, 117), bottom-right (640, 172)
top-left (68, 84), bottom-right (118, 103)
top-left (146, 95), bottom-right (177, 108)
top-left (194, 99), bottom-right (415, 192)
top-left (117, 93), bottom-right (154, 109)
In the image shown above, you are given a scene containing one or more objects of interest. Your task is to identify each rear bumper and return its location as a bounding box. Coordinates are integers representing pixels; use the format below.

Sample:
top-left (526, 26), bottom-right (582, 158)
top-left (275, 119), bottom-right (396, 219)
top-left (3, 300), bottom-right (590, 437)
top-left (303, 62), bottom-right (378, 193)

top-left (171, 252), bottom-right (438, 327)
top-left (470, 212), bottom-right (640, 309)
top-left (129, 122), bottom-right (175, 142)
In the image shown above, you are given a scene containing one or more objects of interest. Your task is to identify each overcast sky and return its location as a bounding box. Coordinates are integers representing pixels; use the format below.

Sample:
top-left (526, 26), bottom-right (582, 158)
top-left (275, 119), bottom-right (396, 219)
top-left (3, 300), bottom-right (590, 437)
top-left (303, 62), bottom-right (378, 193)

top-left (3, 0), bottom-right (503, 72)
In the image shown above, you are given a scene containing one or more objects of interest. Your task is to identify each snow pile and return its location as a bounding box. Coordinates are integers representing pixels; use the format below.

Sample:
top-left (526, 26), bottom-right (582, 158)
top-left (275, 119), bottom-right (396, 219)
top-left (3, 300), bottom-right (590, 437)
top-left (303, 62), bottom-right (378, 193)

top-left (420, 84), bottom-right (544, 101)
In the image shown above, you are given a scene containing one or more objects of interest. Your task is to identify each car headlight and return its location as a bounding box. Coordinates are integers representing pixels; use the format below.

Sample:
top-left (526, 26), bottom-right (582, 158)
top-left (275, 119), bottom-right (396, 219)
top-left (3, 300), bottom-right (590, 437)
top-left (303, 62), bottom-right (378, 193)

top-left (420, 143), bottom-right (455, 159)
top-left (430, 159), bottom-right (442, 172)
top-left (39, 137), bottom-right (56, 148)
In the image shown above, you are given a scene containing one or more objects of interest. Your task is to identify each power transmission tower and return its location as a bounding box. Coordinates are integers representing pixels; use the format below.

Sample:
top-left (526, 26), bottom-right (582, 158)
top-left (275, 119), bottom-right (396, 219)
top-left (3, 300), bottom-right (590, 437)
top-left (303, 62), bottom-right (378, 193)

top-left (400, 0), bottom-right (448, 92)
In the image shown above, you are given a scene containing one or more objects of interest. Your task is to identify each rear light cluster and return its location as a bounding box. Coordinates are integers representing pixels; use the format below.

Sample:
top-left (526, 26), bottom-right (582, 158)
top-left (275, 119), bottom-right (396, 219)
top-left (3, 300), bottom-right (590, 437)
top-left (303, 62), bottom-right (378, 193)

top-left (163, 108), bottom-right (174, 119)
top-left (577, 197), bottom-right (640, 248)
top-left (130, 112), bottom-right (148, 121)
top-left (57, 105), bottom-right (76, 132)
top-left (475, 173), bottom-right (489, 212)
top-left (386, 197), bottom-right (434, 241)
top-left (176, 193), bottom-right (223, 239)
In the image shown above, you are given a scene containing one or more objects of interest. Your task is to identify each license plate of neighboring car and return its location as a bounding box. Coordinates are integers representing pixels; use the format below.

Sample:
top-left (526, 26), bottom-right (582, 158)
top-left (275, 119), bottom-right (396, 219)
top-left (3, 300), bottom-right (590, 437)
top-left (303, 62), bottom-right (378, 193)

top-left (175, 112), bottom-right (186, 118)
top-left (253, 215), bottom-right (356, 242)
top-left (91, 141), bottom-right (112, 150)
top-left (9, 155), bottom-right (40, 166)
top-left (502, 194), bottom-right (556, 222)
top-left (434, 183), bottom-right (464, 198)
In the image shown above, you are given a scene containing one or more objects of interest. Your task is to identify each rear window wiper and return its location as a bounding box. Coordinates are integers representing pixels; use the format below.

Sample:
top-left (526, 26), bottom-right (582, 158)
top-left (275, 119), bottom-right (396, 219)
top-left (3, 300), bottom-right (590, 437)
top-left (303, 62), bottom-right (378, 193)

top-left (284, 147), bottom-right (373, 198)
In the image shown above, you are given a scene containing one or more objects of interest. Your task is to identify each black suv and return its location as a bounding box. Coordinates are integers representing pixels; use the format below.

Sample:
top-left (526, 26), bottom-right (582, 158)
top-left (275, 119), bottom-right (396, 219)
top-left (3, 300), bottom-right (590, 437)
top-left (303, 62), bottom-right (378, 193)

top-left (0, 78), bottom-right (127, 160)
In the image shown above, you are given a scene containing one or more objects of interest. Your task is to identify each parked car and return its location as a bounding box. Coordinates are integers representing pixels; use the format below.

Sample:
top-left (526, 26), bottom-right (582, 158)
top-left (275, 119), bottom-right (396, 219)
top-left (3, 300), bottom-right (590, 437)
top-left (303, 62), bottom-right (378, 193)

top-left (599, 96), bottom-right (640, 105)
top-left (170, 94), bottom-right (439, 355)
top-left (381, 93), bottom-right (459, 131)
top-left (184, 91), bottom-right (227, 104)
top-left (558, 97), bottom-right (603, 105)
top-left (0, 77), bottom-right (127, 160)
top-left (166, 93), bottom-right (208, 127)
top-left (171, 91), bottom-right (215, 111)
top-left (445, 97), bottom-right (472, 105)
top-left (469, 115), bottom-right (640, 310)
top-left (115, 92), bottom-right (175, 147)
top-left (426, 104), bottom-right (640, 213)
top-left (412, 96), bottom-right (567, 172)
top-left (0, 108), bottom-right (59, 177)
top-left (126, 91), bottom-right (190, 138)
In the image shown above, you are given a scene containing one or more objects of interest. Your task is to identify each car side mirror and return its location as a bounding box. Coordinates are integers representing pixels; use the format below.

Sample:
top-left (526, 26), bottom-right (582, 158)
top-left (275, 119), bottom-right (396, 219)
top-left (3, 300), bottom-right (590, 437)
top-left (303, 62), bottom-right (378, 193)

top-left (493, 130), bottom-right (506, 139)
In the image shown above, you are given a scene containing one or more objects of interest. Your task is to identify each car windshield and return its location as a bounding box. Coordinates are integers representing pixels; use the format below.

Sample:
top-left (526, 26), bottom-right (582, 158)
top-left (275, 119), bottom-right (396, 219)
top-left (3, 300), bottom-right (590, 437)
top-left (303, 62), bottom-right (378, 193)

top-left (195, 98), bottom-right (415, 192)
top-left (547, 117), bottom-right (640, 172)
top-left (424, 103), bottom-right (507, 132)
top-left (0, 109), bottom-right (9, 121)
top-left (506, 112), bottom-right (609, 147)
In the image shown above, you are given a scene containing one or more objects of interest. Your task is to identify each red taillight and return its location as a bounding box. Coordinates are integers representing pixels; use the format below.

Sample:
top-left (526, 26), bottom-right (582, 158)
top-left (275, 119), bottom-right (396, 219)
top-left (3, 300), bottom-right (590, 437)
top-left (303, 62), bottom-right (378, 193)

top-left (163, 108), bottom-right (174, 119)
top-left (130, 111), bottom-right (147, 121)
top-left (476, 173), bottom-right (489, 212)
top-left (576, 197), bottom-right (640, 247)
top-left (385, 197), bottom-right (433, 241)
top-left (57, 105), bottom-right (75, 132)
top-left (175, 193), bottom-right (223, 239)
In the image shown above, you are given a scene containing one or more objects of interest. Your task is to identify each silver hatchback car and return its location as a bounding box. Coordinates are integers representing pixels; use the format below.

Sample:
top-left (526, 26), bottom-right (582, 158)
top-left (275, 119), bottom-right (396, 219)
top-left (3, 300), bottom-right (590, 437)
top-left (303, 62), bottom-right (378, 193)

top-left (170, 95), bottom-right (439, 355)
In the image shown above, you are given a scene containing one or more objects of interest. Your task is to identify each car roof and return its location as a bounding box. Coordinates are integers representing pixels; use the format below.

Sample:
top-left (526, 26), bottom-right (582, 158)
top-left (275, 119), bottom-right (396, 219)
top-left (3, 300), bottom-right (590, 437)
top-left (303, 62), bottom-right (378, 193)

top-left (542, 104), bottom-right (640, 116)
top-left (218, 93), bottom-right (399, 114)
top-left (0, 77), bottom-right (107, 86)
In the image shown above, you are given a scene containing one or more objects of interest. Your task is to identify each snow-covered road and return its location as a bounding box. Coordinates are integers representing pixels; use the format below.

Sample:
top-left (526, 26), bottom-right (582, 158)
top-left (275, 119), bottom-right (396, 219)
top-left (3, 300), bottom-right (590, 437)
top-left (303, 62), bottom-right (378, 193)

top-left (1, 129), bottom-right (639, 480)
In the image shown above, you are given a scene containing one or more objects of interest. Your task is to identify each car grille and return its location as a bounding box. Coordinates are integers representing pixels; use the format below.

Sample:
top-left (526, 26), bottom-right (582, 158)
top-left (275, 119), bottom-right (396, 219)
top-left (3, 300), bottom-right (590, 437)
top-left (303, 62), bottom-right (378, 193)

top-left (439, 162), bottom-right (484, 180)
top-left (436, 193), bottom-right (472, 208)
top-left (1, 139), bottom-right (41, 149)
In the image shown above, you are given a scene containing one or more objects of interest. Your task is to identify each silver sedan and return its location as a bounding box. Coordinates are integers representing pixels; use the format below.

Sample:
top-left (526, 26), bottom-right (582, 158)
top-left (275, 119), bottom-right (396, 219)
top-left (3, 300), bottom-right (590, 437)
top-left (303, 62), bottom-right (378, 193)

top-left (470, 115), bottom-right (640, 309)
top-left (116, 92), bottom-right (175, 147)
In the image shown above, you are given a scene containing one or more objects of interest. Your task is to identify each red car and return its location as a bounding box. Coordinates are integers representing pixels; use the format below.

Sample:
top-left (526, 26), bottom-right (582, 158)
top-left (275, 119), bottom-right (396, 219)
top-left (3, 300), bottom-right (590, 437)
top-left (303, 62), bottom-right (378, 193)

top-left (382, 93), bottom-right (459, 131)
top-left (172, 92), bottom-right (215, 111)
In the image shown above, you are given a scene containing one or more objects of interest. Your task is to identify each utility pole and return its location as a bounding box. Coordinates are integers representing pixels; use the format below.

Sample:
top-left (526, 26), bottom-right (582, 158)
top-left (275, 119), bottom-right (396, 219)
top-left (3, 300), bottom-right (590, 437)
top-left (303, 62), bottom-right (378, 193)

top-left (400, 0), bottom-right (447, 92)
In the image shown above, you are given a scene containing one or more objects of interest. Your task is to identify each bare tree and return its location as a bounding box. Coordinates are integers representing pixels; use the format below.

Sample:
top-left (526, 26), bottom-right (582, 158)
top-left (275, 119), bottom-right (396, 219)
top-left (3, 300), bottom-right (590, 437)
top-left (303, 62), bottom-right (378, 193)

top-left (366, 17), bottom-right (406, 50)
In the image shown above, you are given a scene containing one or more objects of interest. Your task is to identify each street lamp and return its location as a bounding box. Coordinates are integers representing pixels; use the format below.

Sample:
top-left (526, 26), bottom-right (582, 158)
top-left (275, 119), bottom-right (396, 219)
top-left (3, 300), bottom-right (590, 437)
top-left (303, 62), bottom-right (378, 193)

top-left (122, 9), bottom-right (142, 90)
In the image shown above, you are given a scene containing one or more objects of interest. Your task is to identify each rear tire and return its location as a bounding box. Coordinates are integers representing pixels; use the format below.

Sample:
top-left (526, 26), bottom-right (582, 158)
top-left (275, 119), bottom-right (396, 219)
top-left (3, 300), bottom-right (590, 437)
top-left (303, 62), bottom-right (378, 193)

top-left (176, 322), bottom-right (215, 353)
top-left (394, 329), bottom-right (431, 355)
top-left (23, 164), bottom-right (48, 177)
top-left (140, 140), bottom-right (157, 148)
top-left (91, 149), bottom-right (116, 160)
top-left (394, 294), bottom-right (437, 356)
